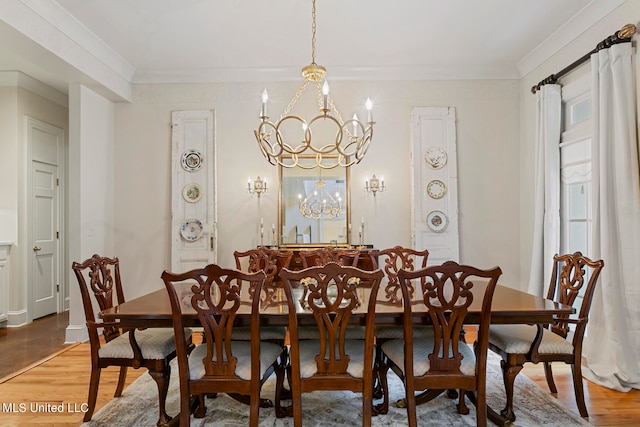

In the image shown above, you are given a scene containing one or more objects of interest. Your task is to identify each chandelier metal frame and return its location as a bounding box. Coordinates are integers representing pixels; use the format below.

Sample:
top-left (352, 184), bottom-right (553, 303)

top-left (254, 0), bottom-right (374, 170)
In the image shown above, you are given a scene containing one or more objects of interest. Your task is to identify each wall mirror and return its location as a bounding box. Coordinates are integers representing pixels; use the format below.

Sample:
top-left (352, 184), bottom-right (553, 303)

top-left (279, 158), bottom-right (350, 248)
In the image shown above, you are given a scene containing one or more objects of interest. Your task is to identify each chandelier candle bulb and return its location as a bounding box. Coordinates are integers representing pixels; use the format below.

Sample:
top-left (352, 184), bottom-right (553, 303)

top-left (352, 114), bottom-right (358, 137)
top-left (261, 88), bottom-right (268, 118)
top-left (366, 98), bottom-right (373, 123)
top-left (322, 81), bottom-right (329, 111)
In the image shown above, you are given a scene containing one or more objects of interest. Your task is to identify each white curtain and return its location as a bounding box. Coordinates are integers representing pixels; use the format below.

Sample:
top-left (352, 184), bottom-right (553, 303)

top-left (527, 85), bottom-right (561, 296)
top-left (583, 43), bottom-right (640, 392)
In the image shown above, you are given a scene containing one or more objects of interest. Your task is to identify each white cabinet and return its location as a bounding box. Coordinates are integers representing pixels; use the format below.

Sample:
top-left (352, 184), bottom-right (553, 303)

top-left (0, 242), bottom-right (11, 326)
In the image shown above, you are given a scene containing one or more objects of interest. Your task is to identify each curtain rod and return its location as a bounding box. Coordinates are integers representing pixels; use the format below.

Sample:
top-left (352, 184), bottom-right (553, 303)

top-left (531, 23), bottom-right (636, 94)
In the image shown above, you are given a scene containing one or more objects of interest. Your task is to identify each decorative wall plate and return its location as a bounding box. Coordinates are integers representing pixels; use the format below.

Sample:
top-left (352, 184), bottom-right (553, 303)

top-left (425, 147), bottom-right (447, 169)
top-left (180, 219), bottom-right (204, 241)
top-left (182, 183), bottom-right (202, 203)
top-left (181, 149), bottom-right (203, 171)
top-left (426, 210), bottom-right (448, 233)
top-left (427, 179), bottom-right (447, 199)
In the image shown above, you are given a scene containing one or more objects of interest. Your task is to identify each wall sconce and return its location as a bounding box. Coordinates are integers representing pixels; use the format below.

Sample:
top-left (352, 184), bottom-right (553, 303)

top-left (365, 175), bottom-right (385, 196)
top-left (247, 176), bottom-right (268, 198)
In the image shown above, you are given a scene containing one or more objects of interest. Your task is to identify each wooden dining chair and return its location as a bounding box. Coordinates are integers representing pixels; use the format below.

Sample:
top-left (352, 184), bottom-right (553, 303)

top-left (233, 247), bottom-right (293, 307)
top-left (370, 246), bottom-right (430, 305)
top-left (299, 247), bottom-right (361, 268)
top-left (379, 261), bottom-right (502, 427)
top-left (488, 251), bottom-right (604, 420)
top-left (72, 254), bottom-right (192, 425)
top-left (233, 247), bottom-right (293, 417)
top-left (162, 264), bottom-right (287, 426)
top-left (368, 246), bottom-right (430, 407)
top-left (279, 262), bottom-right (384, 427)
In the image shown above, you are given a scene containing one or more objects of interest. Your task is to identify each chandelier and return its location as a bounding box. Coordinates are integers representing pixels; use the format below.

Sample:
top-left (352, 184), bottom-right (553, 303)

top-left (298, 171), bottom-right (343, 219)
top-left (254, 0), bottom-right (374, 170)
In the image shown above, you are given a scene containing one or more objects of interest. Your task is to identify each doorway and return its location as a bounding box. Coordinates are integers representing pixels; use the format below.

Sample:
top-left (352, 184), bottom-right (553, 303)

top-left (26, 117), bottom-right (65, 321)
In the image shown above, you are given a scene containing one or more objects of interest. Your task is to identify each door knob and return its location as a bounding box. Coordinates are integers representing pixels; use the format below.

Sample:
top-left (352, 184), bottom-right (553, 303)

top-left (33, 246), bottom-right (41, 252)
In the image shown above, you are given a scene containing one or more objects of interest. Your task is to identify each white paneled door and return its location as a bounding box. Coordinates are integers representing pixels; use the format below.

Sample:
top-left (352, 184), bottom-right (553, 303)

top-left (411, 107), bottom-right (459, 264)
top-left (171, 110), bottom-right (216, 272)
top-left (28, 117), bottom-right (64, 320)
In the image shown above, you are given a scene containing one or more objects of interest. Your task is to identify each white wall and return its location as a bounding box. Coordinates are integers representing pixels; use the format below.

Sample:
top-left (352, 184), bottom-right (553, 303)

top-left (518, 1), bottom-right (640, 287)
top-left (66, 84), bottom-right (115, 342)
top-left (113, 79), bottom-right (521, 300)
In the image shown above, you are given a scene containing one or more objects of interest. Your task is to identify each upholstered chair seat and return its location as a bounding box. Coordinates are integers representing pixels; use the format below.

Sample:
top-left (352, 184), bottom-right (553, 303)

top-left (489, 324), bottom-right (574, 355)
top-left (382, 335), bottom-right (477, 377)
top-left (297, 340), bottom-right (372, 379)
top-left (98, 328), bottom-right (191, 360)
top-left (188, 340), bottom-right (284, 381)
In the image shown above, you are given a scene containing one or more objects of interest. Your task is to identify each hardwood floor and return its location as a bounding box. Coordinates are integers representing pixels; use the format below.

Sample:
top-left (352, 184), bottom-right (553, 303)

top-left (0, 311), bottom-right (72, 379)
top-left (0, 314), bottom-right (638, 426)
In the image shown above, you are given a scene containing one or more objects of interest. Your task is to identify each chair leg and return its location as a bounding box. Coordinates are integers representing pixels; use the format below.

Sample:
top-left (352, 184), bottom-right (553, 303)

top-left (543, 361), bottom-right (558, 393)
top-left (83, 367), bottom-right (101, 422)
top-left (372, 342), bottom-right (384, 399)
top-left (571, 362), bottom-right (589, 418)
top-left (457, 389), bottom-right (469, 415)
top-left (274, 352), bottom-right (288, 418)
top-left (499, 360), bottom-right (523, 422)
top-left (405, 382), bottom-right (418, 427)
top-left (114, 366), bottom-right (128, 397)
top-left (475, 388), bottom-right (488, 427)
top-left (375, 355), bottom-right (390, 415)
top-left (148, 367), bottom-right (172, 426)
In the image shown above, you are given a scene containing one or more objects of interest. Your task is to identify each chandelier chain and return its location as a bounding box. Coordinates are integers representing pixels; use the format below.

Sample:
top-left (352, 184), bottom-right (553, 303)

top-left (311, 0), bottom-right (317, 65)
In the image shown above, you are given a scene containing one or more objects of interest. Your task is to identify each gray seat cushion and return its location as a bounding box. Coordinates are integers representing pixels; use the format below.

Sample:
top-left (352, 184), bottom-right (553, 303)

top-left (374, 325), bottom-right (434, 340)
top-left (297, 339), bottom-right (373, 379)
top-left (99, 328), bottom-right (192, 360)
top-left (381, 336), bottom-right (476, 376)
top-left (188, 340), bottom-right (283, 381)
top-left (489, 324), bottom-right (574, 355)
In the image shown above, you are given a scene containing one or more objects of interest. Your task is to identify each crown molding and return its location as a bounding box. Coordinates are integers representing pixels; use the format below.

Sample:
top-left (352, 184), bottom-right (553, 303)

top-left (516, 0), bottom-right (626, 77)
top-left (0, 71), bottom-right (68, 107)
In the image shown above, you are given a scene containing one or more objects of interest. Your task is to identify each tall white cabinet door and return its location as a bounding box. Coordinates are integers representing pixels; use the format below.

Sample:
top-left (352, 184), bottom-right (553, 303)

top-left (171, 110), bottom-right (216, 272)
top-left (411, 107), bottom-right (459, 264)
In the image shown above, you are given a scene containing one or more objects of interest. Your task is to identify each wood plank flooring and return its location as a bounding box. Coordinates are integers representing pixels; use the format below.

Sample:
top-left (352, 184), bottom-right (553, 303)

top-left (0, 313), bottom-right (638, 426)
top-left (0, 312), bottom-right (72, 379)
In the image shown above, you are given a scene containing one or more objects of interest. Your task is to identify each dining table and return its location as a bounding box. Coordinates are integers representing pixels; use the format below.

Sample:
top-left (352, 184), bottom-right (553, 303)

top-left (100, 280), bottom-right (574, 426)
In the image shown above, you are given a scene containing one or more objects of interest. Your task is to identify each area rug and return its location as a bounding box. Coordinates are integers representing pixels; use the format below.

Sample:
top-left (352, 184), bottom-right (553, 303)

top-left (83, 351), bottom-right (590, 427)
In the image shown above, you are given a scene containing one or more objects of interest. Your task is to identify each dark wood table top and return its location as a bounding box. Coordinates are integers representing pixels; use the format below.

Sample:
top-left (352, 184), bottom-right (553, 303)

top-left (101, 282), bottom-right (574, 328)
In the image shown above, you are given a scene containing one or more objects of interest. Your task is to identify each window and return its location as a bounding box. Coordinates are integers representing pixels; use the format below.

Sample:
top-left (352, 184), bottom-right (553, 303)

top-left (560, 75), bottom-right (592, 314)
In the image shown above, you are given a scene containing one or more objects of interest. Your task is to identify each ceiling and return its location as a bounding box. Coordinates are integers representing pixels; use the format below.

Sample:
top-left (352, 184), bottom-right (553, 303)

top-left (0, 0), bottom-right (624, 98)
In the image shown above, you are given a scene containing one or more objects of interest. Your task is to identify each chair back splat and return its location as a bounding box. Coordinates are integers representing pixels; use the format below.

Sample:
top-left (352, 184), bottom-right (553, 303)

top-left (380, 261), bottom-right (502, 427)
top-left (279, 262), bottom-right (384, 427)
top-left (299, 247), bottom-right (361, 268)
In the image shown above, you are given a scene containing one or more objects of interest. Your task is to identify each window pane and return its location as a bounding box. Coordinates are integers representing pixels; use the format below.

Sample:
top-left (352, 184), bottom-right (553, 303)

top-left (568, 183), bottom-right (587, 219)
top-left (571, 98), bottom-right (591, 125)
top-left (568, 222), bottom-right (588, 253)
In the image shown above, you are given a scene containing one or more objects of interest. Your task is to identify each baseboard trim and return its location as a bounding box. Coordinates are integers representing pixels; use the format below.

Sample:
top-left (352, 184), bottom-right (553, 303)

top-left (65, 323), bottom-right (89, 344)
top-left (7, 310), bottom-right (27, 327)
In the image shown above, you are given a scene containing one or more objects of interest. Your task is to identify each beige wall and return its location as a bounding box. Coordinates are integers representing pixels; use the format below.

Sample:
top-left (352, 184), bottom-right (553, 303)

top-left (113, 79), bottom-right (521, 299)
top-left (518, 1), bottom-right (640, 288)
